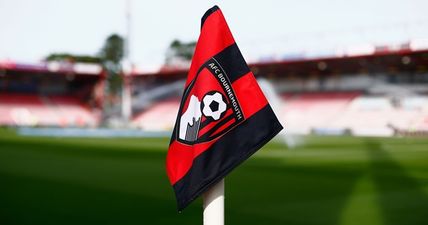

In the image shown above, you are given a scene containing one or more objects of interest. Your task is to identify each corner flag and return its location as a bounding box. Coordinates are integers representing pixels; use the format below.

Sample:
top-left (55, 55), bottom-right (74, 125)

top-left (166, 5), bottom-right (283, 211)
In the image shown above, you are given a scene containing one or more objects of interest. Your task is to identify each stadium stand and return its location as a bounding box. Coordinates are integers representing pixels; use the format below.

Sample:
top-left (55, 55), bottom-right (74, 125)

top-left (0, 62), bottom-right (102, 127)
top-left (130, 44), bottom-right (428, 137)
top-left (282, 94), bottom-right (428, 136)
top-left (281, 92), bottom-right (361, 135)
top-left (48, 95), bottom-right (99, 127)
top-left (132, 98), bottom-right (180, 130)
top-left (0, 93), bottom-right (99, 127)
top-left (2, 43), bottom-right (428, 137)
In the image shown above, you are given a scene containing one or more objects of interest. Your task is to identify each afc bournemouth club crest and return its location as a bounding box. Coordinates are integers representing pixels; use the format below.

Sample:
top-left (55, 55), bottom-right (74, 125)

top-left (176, 58), bottom-right (245, 145)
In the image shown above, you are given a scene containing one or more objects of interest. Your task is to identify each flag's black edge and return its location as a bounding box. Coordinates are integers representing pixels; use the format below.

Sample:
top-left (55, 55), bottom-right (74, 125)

top-left (201, 5), bottom-right (220, 29)
top-left (173, 104), bottom-right (283, 211)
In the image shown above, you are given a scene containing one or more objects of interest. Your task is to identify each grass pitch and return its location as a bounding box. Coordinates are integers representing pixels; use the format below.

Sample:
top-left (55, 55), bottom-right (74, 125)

top-left (1, 128), bottom-right (428, 225)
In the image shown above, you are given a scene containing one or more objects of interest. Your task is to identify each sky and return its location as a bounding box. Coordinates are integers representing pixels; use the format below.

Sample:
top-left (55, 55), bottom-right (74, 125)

top-left (0, 0), bottom-right (427, 70)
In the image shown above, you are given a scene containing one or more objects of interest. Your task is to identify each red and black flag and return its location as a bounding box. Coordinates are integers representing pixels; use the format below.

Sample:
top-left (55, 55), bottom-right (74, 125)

top-left (166, 5), bottom-right (283, 210)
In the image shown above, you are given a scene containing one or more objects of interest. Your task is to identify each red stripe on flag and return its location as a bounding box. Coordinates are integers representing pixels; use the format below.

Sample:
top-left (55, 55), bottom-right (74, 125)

top-left (232, 72), bottom-right (268, 118)
top-left (185, 10), bottom-right (235, 87)
top-left (166, 140), bottom-right (215, 185)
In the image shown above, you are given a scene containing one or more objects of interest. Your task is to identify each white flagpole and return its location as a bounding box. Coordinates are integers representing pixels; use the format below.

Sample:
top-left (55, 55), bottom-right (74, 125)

top-left (203, 179), bottom-right (224, 225)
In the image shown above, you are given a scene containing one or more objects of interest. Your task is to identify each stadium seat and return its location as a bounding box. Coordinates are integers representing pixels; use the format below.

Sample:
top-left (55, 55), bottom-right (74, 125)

top-left (132, 98), bottom-right (180, 130)
top-left (281, 92), bottom-right (360, 134)
top-left (0, 93), bottom-right (99, 127)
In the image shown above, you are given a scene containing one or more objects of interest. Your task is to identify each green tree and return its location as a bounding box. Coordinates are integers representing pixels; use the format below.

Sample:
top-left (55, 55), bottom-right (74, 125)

top-left (99, 34), bottom-right (125, 97)
top-left (99, 34), bottom-right (124, 64)
top-left (45, 53), bottom-right (101, 63)
top-left (165, 39), bottom-right (196, 65)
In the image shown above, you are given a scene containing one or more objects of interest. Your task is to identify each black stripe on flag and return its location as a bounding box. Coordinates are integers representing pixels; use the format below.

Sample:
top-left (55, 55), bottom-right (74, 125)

top-left (212, 43), bottom-right (250, 83)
